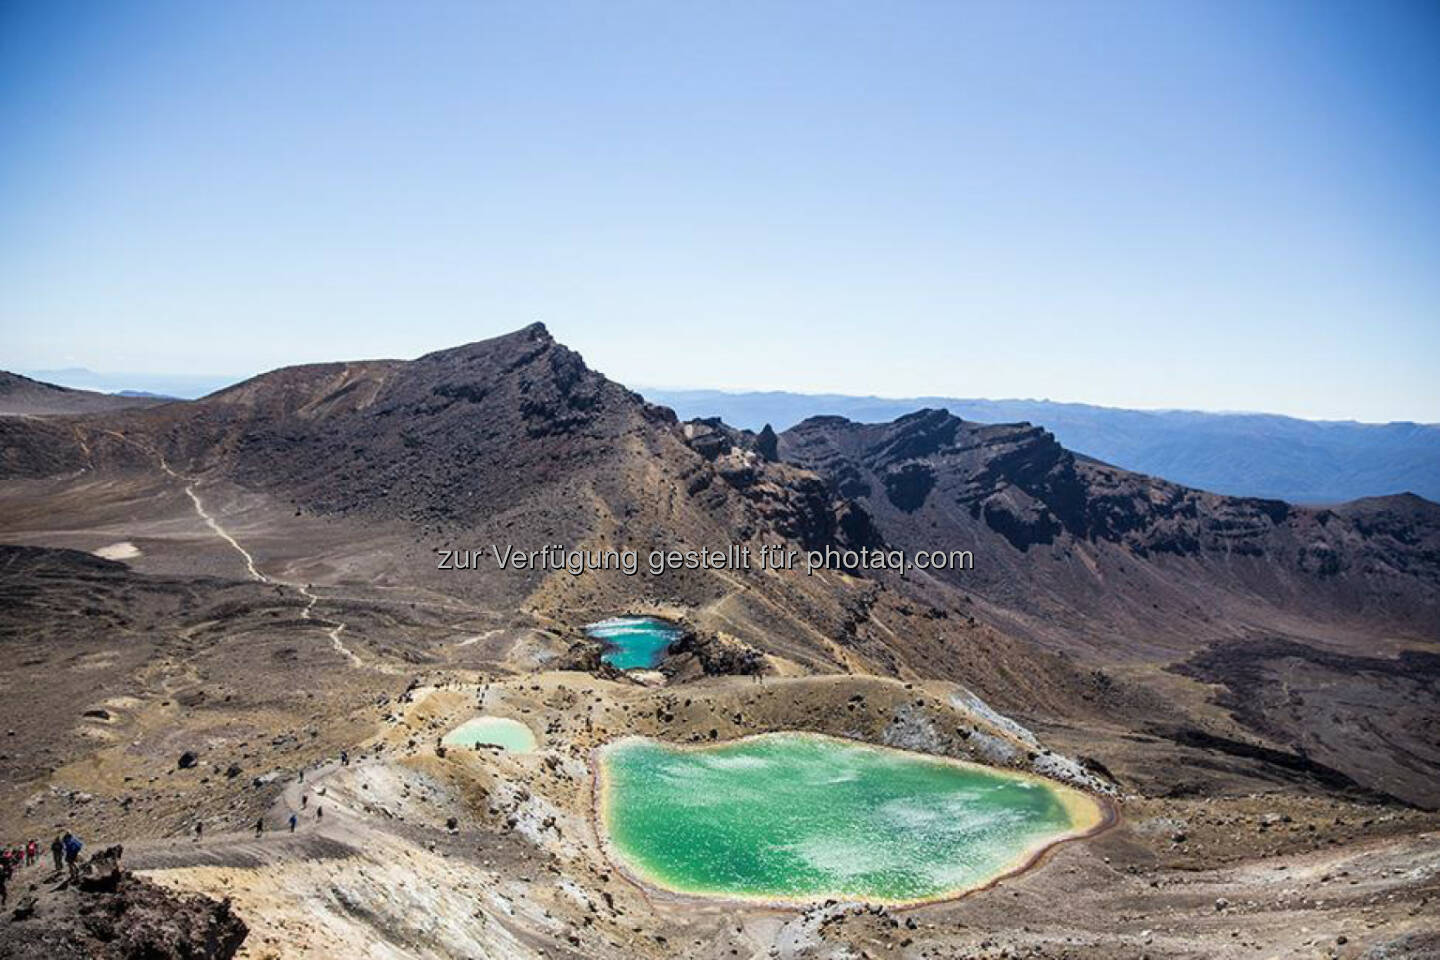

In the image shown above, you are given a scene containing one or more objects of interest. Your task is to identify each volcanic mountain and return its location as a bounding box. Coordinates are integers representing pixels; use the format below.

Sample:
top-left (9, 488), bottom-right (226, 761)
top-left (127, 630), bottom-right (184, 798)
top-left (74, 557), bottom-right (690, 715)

top-left (780, 409), bottom-right (1440, 648)
top-left (779, 409), bottom-right (1440, 806)
top-left (0, 325), bottom-right (883, 666)
top-left (2, 325), bottom-right (1439, 958)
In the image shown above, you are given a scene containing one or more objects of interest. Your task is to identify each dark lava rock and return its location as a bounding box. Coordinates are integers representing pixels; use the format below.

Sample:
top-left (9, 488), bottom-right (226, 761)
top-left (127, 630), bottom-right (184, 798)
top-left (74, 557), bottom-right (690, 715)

top-left (1079, 755), bottom-right (1119, 784)
top-left (681, 415), bottom-right (882, 554)
top-left (0, 846), bottom-right (247, 959)
top-left (177, 751), bottom-right (198, 770)
top-left (663, 630), bottom-right (765, 678)
top-left (882, 462), bottom-right (936, 513)
top-left (755, 423), bottom-right (779, 462)
top-left (553, 639), bottom-right (625, 681)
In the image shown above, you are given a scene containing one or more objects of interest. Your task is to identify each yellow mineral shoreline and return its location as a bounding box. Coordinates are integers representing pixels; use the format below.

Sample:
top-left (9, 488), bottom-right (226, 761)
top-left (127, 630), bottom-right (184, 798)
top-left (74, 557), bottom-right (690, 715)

top-left (590, 731), bottom-right (1117, 911)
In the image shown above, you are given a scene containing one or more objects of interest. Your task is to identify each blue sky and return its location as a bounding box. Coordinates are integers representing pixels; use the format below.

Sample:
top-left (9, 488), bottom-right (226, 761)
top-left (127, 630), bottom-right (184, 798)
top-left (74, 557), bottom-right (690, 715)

top-left (2, 1), bottom-right (1437, 421)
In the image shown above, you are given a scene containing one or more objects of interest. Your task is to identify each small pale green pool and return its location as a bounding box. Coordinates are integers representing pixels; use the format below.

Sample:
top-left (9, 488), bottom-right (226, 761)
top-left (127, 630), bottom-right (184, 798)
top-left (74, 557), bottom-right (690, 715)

top-left (586, 616), bottom-right (685, 670)
top-left (442, 716), bottom-right (537, 753)
top-left (597, 733), bottom-right (1103, 905)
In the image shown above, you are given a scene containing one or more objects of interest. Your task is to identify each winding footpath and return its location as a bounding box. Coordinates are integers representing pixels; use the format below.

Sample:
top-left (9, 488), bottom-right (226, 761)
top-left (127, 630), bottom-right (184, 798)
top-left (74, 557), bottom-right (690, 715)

top-left (101, 429), bottom-right (365, 669)
top-left (297, 583), bottom-right (362, 667)
top-left (182, 485), bottom-right (270, 584)
top-left (125, 759), bottom-right (359, 872)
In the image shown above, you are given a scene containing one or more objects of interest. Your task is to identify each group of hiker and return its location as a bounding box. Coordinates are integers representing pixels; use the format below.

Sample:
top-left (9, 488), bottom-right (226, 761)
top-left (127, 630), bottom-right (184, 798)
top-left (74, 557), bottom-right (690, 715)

top-left (0, 833), bottom-right (84, 905)
top-left (7, 755), bottom-right (348, 906)
top-left (190, 764), bottom-right (329, 842)
top-left (249, 789), bottom-right (324, 838)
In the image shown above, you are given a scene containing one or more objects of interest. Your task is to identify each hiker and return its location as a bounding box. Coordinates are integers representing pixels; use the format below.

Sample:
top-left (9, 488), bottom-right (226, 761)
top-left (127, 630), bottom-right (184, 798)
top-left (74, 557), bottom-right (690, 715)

top-left (62, 833), bottom-right (82, 882)
top-left (316, 805), bottom-right (323, 820)
top-left (50, 836), bottom-right (63, 872)
top-left (194, 822), bottom-right (203, 842)
top-left (27, 839), bottom-right (37, 866)
top-left (289, 814), bottom-right (297, 833)
top-left (301, 794), bottom-right (308, 808)
top-left (254, 817), bottom-right (264, 838)
top-left (340, 750), bottom-right (349, 766)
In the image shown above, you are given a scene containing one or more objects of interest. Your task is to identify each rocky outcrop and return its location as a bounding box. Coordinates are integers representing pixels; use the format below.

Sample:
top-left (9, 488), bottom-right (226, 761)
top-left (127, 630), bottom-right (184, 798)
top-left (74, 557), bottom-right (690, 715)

top-left (681, 417), bottom-right (882, 553)
top-left (754, 423), bottom-right (779, 462)
top-left (779, 408), bottom-right (1440, 643)
top-left (661, 630), bottom-right (766, 679)
top-left (780, 409), bottom-right (1440, 576)
top-left (0, 847), bottom-right (247, 959)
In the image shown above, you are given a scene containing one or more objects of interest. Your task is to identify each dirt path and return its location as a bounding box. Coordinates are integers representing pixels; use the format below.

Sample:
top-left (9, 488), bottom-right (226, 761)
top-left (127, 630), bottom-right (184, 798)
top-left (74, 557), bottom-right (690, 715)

top-left (126, 759), bottom-right (362, 872)
top-left (298, 583), bottom-right (362, 666)
top-left (181, 485), bottom-right (270, 583)
top-left (99, 429), bottom-right (373, 670)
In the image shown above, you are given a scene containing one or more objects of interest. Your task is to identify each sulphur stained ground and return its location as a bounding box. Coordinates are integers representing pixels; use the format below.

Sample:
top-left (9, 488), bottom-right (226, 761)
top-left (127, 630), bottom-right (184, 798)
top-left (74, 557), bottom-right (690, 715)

top-left (597, 732), bottom-right (1103, 904)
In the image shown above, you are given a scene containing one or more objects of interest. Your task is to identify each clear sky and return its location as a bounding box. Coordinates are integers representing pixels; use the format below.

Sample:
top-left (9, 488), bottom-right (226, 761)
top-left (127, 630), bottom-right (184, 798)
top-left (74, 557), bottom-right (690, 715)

top-left (2, 1), bottom-right (1438, 421)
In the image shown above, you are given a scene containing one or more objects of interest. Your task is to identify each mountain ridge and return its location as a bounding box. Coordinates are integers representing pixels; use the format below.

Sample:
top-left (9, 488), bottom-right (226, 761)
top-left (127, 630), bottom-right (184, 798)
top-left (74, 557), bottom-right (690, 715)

top-left (0, 370), bottom-right (171, 416)
top-left (644, 387), bottom-right (1440, 503)
top-left (2, 326), bottom-right (1437, 808)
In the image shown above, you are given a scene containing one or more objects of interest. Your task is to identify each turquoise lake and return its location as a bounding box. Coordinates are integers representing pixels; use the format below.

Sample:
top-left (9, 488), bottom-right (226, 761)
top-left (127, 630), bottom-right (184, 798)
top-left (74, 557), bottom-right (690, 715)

top-left (586, 616), bottom-right (686, 670)
top-left (441, 716), bottom-right (538, 753)
top-left (598, 733), bottom-right (1102, 905)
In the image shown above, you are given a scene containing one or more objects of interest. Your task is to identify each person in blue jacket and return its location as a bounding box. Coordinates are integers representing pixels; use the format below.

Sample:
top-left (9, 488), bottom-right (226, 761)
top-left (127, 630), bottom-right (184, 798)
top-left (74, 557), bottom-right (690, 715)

top-left (61, 832), bottom-right (82, 881)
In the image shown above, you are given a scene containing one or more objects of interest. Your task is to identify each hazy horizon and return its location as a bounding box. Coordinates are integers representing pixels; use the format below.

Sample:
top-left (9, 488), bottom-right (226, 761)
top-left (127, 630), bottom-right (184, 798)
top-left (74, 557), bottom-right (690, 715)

top-left (18, 356), bottom-right (1440, 428)
top-left (4, 2), bottom-right (1439, 421)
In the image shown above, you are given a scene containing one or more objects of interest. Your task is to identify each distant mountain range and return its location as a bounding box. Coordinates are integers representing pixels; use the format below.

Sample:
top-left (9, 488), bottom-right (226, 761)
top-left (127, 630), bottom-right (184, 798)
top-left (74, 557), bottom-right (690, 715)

top-left (641, 389), bottom-right (1440, 504)
top-left (24, 367), bottom-right (236, 400)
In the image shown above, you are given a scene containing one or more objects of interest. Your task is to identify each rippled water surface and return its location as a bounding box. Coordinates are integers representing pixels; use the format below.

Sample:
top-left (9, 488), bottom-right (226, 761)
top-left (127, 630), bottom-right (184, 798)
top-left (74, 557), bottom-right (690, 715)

top-left (586, 616), bottom-right (686, 670)
top-left (599, 733), bottom-right (1097, 903)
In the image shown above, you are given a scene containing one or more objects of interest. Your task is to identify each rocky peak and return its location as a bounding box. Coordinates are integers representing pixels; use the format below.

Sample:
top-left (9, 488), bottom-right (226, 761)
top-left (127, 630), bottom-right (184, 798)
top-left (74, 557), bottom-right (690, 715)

top-left (755, 424), bottom-right (779, 462)
top-left (415, 321), bottom-right (554, 364)
top-left (865, 409), bottom-right (964, 466)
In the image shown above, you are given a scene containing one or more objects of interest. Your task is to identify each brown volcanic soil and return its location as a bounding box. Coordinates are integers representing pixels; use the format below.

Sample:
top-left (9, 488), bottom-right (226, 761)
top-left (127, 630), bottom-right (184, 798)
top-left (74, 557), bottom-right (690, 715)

top-left (0, 325), bottom-right (1437, 957)
top-left (1169, 638), bottom-right (1440, 807)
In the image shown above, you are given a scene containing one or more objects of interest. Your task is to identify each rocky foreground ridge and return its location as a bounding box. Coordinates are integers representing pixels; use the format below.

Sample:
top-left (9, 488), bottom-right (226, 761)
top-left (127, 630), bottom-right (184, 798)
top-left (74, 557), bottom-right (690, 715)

top-left (0, 847), bottom-right (246, 960)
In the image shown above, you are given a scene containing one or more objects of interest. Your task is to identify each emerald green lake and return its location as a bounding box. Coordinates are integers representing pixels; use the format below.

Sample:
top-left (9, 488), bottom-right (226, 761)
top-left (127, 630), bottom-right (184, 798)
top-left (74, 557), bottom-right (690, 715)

top-left (586, 616), bottom-right (685, 670)
top-left (442, 716), bottom-right (537, 753)
top-left (598, 733), bottom-right (1101, 905)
